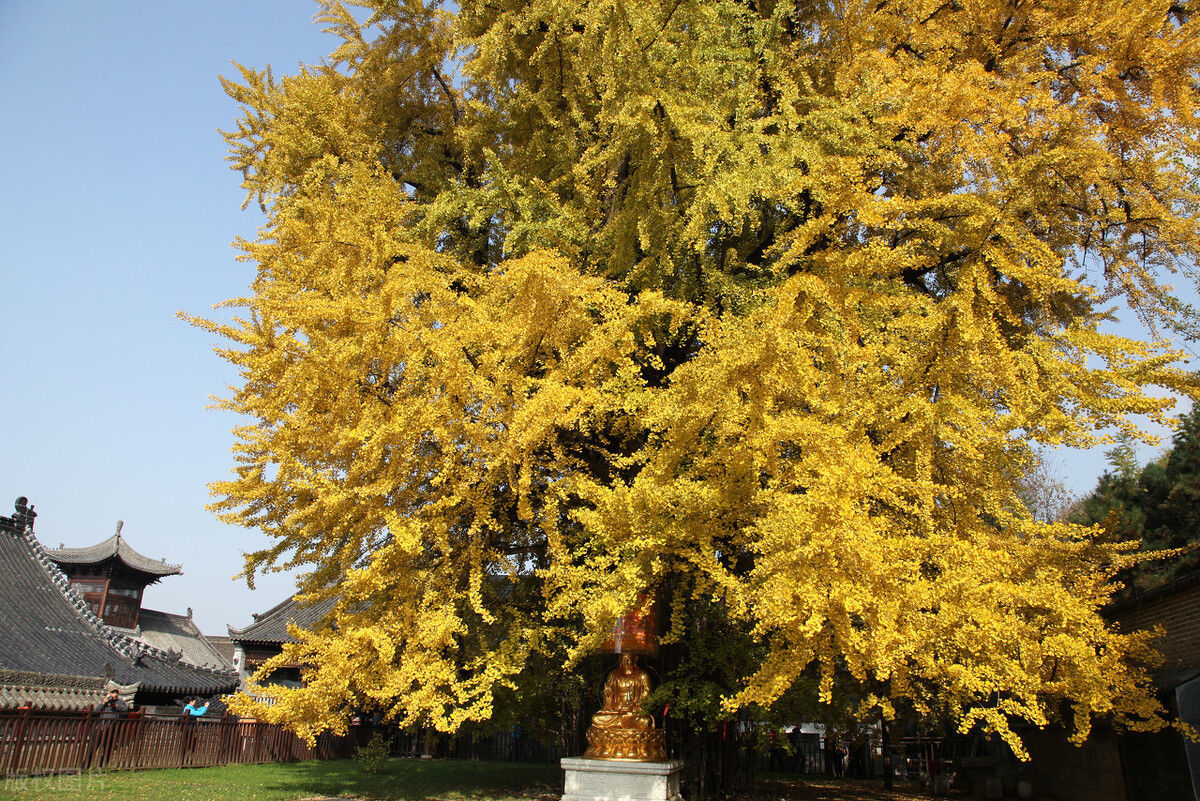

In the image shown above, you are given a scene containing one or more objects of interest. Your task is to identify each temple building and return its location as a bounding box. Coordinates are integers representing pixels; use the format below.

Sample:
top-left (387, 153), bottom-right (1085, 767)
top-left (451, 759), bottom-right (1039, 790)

top-left (228, 594), bottom-right (337, 691)
top-left (0, 497), bottom-right (238, 710)
top-left (44, 525), bottom-right (232, 671)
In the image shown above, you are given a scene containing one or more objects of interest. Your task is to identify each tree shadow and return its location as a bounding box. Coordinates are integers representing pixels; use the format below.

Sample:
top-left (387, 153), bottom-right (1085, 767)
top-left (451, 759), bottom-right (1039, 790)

top-left (259, 758), bottom-right (564, 801)
top-left (753, 776), bottom-right (935, 801)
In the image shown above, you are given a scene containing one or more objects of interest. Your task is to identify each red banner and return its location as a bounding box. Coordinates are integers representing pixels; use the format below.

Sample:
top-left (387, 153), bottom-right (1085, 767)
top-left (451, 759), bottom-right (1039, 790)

top-left (600, 594), bottom-right (656, 653)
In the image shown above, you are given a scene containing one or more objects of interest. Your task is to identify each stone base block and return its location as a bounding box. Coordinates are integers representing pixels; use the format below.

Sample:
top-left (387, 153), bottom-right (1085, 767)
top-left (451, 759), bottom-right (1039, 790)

top-left (561, 757), bottom-right (684, 801)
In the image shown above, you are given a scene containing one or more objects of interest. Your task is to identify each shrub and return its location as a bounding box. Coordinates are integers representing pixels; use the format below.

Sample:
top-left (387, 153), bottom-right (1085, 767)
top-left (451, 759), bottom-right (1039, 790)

top-left (353, 732), bottom-right (391, 774)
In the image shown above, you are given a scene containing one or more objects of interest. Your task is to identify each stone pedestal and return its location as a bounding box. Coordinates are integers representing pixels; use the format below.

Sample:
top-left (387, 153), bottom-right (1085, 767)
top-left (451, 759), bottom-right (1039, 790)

top-left (561, 757), bottom-right (684, 801)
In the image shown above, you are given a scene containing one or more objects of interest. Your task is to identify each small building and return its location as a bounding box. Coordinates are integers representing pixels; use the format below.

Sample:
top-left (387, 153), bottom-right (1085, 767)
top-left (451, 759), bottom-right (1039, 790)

top-left (227, 594), bottom-right (337, 690)
top-left (132, 608), bottom-right (233, 671)
top-left (204, 634), bottom-right (237, 668)
top-left (47, 523), bottom-right (180, 629)
top-left (0, 497), bottom-right (238, 710)
top-left (1107, 573), bottom-right (1200, 801)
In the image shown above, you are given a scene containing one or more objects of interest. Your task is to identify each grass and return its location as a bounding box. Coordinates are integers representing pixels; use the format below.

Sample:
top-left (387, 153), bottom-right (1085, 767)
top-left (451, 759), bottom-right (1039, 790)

top-left (0, 760), bottom-right (937, 801)
top-left (0, 758), bottom-right (562, 801)
top-left (755, 775), bottom-right (934, 801)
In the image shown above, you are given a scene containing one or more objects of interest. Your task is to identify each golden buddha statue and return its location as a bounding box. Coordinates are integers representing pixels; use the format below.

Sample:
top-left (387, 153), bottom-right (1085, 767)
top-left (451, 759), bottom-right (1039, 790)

top-left (584, 653), bottom-right (666, 761)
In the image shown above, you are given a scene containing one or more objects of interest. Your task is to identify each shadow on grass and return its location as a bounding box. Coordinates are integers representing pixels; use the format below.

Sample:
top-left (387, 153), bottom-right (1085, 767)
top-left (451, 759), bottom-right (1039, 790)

top-left (266, 761), bottom-right (932, 801)
top-left (259, 758), bottom-right (564, 801)
top-left (751, 775), bottom-right (933, 801)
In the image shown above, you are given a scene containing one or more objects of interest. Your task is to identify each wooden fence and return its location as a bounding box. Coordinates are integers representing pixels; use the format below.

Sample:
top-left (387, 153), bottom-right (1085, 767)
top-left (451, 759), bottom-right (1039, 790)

top-left (0, 707), bottom-right (356, 777)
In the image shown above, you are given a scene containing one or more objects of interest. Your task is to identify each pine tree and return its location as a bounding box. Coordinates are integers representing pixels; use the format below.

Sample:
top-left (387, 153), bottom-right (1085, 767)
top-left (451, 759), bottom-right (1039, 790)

top-left (1075, 408), bottom-right (1200, 593)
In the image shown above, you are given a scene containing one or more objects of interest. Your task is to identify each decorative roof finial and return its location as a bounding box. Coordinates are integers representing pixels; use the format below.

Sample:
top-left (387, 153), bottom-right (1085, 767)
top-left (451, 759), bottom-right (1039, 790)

top-left (13, 497), bottom-right (36, 531)
top-left (115, 520), bottom-right (124, 540)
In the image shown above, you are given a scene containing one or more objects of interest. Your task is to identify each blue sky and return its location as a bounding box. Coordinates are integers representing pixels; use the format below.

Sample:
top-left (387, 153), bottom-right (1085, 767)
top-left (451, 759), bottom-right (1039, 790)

top-left (0, 1), bottom-right (332, 634)
top-left (0, 1), bottom-right (1195, 636)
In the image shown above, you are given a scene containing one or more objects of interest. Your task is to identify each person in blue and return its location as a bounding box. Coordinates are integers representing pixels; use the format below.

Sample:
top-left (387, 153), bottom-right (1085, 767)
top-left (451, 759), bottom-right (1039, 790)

top-left (180, 697), bottom-right (208, 757)
top-left (183, 698), bottom-right (208, 718)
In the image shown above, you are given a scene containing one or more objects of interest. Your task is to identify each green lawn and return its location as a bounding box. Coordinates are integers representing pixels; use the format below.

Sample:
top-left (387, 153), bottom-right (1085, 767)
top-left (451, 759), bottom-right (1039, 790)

top-left (0, 759), bottom-right (938, 801)
top-left (0, 758), bottom-right (563, 801)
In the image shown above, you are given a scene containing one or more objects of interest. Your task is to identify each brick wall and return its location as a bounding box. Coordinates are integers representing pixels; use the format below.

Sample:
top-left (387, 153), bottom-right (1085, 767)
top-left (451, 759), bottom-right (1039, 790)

top-left (1112, 576), bottom-right (1200, 674)
top-left (1105, 577), bottom-right (1200, 801)
top-left (1024, 725), bottom-right (1127, 801)
top-left (1021, 575), bottom-right (1200, 801)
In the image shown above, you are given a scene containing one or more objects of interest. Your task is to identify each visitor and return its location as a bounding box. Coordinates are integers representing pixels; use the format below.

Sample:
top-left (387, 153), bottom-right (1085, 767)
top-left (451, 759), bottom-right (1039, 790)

top-left (181, 697), bottom-right (208, 757)
top-left (87, 688), bottom-right (128, 768)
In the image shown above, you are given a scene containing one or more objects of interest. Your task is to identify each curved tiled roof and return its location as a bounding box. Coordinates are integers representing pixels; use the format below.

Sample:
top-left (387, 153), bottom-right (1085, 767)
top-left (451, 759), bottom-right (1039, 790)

top-left (228, 594), bottom-right (338, 644)
top-left (47, 533), bottom-right (182, 577)
top-left (204, 635), bottom-right (237, 666)
top-left (130, 609), bottom-right (233, 671)
top-left (0, 498), bottom-right (237, 698)
top-left (0, 670), bottom-right (110, 712)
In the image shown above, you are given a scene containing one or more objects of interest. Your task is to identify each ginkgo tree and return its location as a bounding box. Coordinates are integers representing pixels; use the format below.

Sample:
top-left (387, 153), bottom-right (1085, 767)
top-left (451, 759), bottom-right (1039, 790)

top-left (196, 0), bottom-right (1200, 753)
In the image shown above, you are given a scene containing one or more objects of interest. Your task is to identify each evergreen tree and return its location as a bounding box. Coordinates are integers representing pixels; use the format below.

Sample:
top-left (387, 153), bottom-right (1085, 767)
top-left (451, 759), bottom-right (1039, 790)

top-left (1076, 408), bottom-right (1200, 593)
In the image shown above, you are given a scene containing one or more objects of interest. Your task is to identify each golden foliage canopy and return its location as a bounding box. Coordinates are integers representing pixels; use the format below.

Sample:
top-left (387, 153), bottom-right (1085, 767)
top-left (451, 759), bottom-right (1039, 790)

top-left (199, 0), bottom-right (1200, 752)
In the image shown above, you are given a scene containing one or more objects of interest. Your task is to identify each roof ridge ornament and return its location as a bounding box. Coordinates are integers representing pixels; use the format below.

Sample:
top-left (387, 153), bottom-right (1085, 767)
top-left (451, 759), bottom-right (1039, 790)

top-left (7, 497), bottom-right (37, 535)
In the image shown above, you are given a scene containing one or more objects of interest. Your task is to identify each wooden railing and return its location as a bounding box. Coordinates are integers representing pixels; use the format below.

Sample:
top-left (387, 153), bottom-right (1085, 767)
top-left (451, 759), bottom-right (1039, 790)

top-left (0, 707), bottom-right (356, 777)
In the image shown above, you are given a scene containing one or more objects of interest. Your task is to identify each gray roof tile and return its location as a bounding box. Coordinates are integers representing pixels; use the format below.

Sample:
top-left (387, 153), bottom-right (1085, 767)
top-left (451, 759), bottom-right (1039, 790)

top-left (0, 498), bottom-right (238, 697)
top-left (47, 533), bottom-right (181, 577)
top-left (0, 670), bottom-right (139, 711)
top-left (228, 594), bottom-right (338, 644)
top-left (128, 609), bottom-right (233, 671)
